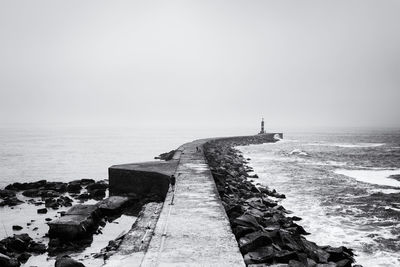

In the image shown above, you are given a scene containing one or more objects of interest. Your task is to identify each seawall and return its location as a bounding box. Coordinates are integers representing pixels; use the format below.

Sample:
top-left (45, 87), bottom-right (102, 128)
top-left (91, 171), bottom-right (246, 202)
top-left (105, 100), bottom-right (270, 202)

top-left (107, 133), bottom-right (281, 266)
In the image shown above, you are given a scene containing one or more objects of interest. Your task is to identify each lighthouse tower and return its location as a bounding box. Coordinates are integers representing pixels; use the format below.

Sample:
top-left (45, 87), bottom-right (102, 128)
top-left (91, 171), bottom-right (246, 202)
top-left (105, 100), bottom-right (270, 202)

top-left (259, 118), bottom-right (265, 134)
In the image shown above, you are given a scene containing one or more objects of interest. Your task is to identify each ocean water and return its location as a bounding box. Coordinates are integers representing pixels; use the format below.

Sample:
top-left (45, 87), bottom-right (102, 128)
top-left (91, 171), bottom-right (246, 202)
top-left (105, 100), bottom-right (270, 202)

top-left (0, 125), bottom-right (251, 266)
top-left (238, 131), bottom-right (400, 267)
top-left (0, 125), bottom-right (252, 188)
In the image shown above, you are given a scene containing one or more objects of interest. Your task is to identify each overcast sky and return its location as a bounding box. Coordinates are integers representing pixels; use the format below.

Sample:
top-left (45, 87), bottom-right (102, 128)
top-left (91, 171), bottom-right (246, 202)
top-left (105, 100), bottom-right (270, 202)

top-left (0, 1), bottom-right (399, 130)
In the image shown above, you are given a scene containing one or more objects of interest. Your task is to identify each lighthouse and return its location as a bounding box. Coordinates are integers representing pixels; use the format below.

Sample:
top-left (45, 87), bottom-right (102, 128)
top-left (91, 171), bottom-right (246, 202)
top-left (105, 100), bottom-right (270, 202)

top-left (259, 118), bottom-right (265, 134)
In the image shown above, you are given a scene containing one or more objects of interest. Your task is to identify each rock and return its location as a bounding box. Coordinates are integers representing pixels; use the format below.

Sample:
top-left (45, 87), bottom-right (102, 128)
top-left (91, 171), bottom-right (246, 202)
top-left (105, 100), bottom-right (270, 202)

top-left (48, 204), bottom-right (101, 240)
top-left (336, 259), bottom-right (352, 267)
top-left (234, 214), bottom-right (262, 231)
top-left (40, 190), bottom-right (61, 198)
top-left (67, 183), bottom-right (82, 193)
top-left (79, 179), bottom-right (95, 185)
top-left (239, 231), bottom-right (273, 254)
top-left (245, 246), bottom-right (275, 263)
top-left (55, 256), bottom-right (86, 267)
top-left (86, 182), bottom-right (108, 191)
top-left (28, 242), bottom-right (46, 253)
top-left (37, 208), bottom-right (48, 214)
top-left (325, 246), bottom-right (354, 262)
top-left (0, 197), bottom-right (23, 207)
top-left (274, 250), bottom-right (298, 263)
top-left (12, 225), bottom-right (23, 231)
top-left (0, 253), bottom-right (20, 267)
top-left (17, 252), bottom-right (31, 263)
top-left (98, 196), bottom-right (130, 215)
top-left (22, 189), bottom-right (40, 197)
top-left (88, 189), bottom-right (106, 199)
top-left (77, 193), bottom-right (90, 199)
top-left (0, 190), bottom-right (16, 198)
top-left (6, 236), bottom-right (29, 252)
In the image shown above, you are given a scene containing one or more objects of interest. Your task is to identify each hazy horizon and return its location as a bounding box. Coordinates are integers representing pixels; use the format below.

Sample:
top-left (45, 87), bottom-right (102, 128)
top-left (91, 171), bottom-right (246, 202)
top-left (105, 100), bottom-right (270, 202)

top-left (1, 1), bottom-right (399, 130)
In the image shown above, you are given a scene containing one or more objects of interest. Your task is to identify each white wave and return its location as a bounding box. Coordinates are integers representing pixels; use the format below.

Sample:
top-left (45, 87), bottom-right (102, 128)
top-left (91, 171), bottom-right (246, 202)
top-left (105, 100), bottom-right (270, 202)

top-left (369, 188), bottom-right (400, 194)
top-left (289, 149), bottom-right (308, 156)
top-left (335, 169), bottom-right (400, 187)
top-left (307, 142), bottom-right (385, 148)
top-left (302, 160), bottom-right (347, 167)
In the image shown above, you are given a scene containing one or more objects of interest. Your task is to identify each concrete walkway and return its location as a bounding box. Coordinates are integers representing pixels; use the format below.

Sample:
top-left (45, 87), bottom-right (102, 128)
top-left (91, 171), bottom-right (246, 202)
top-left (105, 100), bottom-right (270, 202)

top-left (140, 140), bottom-right (245, 267)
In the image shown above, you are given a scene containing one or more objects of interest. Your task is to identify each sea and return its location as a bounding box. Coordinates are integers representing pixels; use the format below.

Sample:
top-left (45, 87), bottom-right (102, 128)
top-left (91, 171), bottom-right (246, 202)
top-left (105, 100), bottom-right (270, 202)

top-left (1, 126), bottom-right (399, 266)
top-left (238, 131), bottom-right (400, 267)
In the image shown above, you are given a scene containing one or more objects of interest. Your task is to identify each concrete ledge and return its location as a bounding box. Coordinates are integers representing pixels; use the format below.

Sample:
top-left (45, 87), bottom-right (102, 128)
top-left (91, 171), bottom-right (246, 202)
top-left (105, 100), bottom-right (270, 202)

top-left (109, 161), bottom-right (178, 199)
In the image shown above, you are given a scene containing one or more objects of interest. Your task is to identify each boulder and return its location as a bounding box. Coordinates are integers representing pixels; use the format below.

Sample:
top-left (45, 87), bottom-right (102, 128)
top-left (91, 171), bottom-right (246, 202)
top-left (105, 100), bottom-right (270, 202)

top-left (239, 231), bottom-right (273, 254)
top-left (245, 246), bottom-right (275, 263)
top-left (12, 225), bottom-right (22, 231)
top-left (98, 196), bottom-right (129, 215)
top-left (0, 253), bottom-right (20, 267)
top-left (55, 256), bottom-right (85, 267)
top-left (89, 189), bottom-right (106, 199)
top-left (22, 189), bottom-right (40, 197)
top-left (0, 197), bottom-right (23, 207)
top-left (0, 190), bottom-right (16, 198)
top-left (67, 183), bottom-right (82, 193)
top-left (37, 208), bottom-right (48, 214)
top-left (86, 182), bottom-right (108, 191)
top-left (48, 204), bottom-right (101, 240)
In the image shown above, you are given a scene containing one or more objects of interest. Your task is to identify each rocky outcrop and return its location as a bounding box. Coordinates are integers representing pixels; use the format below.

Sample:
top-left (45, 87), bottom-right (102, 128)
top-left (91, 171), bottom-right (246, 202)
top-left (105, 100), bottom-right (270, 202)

top-left (204, 139), bottom-right (356, 267)
top-left (0, 233), bottom-right (46, 266)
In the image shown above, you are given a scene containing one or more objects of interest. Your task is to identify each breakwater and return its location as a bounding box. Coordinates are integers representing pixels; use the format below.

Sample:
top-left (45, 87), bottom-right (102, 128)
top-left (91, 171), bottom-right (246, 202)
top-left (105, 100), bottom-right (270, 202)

top-left (0, 133), bottom-right (359, 267)
top-left (204, 138), bottom-right (357, 267)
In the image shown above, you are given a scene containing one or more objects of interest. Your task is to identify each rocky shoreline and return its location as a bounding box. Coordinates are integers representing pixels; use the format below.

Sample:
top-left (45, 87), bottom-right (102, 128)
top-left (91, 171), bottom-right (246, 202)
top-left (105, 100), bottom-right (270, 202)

top-left (0, 178), bottom-right (154, 267)
top-left (204, 138), bottom-right (359, 267)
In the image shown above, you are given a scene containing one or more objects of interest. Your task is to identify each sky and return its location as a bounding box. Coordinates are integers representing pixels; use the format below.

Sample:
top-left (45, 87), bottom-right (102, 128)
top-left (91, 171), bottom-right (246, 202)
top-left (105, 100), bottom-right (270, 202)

top-left (0, 0), bottom-right (399, 131)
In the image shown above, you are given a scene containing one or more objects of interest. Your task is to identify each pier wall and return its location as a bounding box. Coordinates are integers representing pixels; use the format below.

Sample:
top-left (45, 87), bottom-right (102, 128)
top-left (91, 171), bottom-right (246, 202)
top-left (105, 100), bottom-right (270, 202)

top-left (108, 133), bottom-right (282, 266)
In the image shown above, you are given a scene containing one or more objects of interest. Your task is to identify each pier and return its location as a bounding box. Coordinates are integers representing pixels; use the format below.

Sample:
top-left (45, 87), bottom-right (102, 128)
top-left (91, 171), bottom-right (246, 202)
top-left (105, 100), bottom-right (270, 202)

top-left (107, 133), bottom-right (281, 266)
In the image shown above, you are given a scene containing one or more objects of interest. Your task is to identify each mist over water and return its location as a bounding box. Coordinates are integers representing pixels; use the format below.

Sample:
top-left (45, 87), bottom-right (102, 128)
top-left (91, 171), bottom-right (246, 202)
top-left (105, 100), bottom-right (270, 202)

top-left (238, 132), bottom-right (400, 266)
top-left (0, 125), bottom-right (253, 188)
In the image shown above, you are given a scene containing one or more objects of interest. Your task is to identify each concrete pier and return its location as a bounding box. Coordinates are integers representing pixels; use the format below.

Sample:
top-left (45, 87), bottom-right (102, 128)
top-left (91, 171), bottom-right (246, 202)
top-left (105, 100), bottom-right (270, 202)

top-left (107, 133), bottom-right (281, 266)
top-left (140, 140), bottom-right (245, 267)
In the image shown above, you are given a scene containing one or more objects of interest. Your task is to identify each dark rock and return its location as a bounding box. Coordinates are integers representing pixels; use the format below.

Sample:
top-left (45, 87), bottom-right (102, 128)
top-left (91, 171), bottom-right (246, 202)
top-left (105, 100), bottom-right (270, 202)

top-left (234, 214), bottom-right (262, 231)
top-left (98, 196), bottom-right (130, 215)
top-left (37, 208), bottom-right (48, 214)
top-left (55, 256), bottom-right (86, 267)
top-left (79, 179), bottom-right (95, 185)
top-left (245, 246), bottom-right (274, 263)
top-left (0, 253), bottom-right (20, 267)
top-left (67, 183), bottom-right (82, 193)
top-left (0, 190), bottom-right (16, 198)
top-left (89, 189), bottom-right (106, 199)
top-left (77, 193), bottom-right (90, 199)
top-left (28, 242), bottom-right (46, 254)
top-left (155, 150), bottom-right (176, 161)
top-left (48, 204), bottom-right (101, 240)
top-left (86, 182), bottom-right (108, 191)
top-left (336, 259), bottom-right (352, 267)
top-left (17, 252), bottom-right (31, 263)
top-left (239, 231), bottom-right (273, 254)
top-left (22, 189), bottom-right (40, 197)
top-left (40, 190), bottom-right (61, 198)
top-left (12, 225), bottom-right (23, 231)
top-left (0, 197), bottom-right (23, 207)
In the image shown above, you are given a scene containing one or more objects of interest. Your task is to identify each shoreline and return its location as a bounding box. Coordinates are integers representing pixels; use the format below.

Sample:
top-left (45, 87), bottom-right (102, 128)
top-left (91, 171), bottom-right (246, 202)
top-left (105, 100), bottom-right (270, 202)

top-left (203, 137), bottom-right (358, 267)
top-left (0, 133), bottom-right (361, 267)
